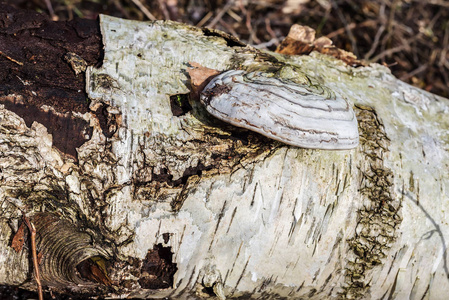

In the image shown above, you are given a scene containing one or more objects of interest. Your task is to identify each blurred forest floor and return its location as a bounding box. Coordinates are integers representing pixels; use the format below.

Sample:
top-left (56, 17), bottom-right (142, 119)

top-left (3, 0), bottom-right (449, 98)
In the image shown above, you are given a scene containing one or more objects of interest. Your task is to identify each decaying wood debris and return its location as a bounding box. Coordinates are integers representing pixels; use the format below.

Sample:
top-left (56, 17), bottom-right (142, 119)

top-left (1, 4), bottom-right (449, 299)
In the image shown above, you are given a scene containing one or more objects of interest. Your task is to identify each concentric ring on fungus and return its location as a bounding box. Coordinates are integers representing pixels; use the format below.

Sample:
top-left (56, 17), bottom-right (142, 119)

top-left (32, 213), bottom-right (110, 289)
top-left (200, 70), bottom-right (359, 150)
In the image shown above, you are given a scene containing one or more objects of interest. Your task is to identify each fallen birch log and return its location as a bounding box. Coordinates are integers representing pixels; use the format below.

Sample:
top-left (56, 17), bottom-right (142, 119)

top-left (1, 5), bottom-right (448, 299)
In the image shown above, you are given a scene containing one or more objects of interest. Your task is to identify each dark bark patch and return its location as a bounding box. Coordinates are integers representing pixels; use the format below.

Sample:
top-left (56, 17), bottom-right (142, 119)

top-left (201, 27), bottom-right (246, 48)
top-left (138, 244), bottom-right (178, 289)
top-left (176, 161), bottom-right (210, 185)
top-left (169, 94), bottom-right (192, 116)
top-left (147, 161), bottom-right (212, 188)
top-left (92, 103), bottom-right (119, 138)
top-left (0, 4), bottom-right (102, 159)
top-left (1, 95), bottom-right (92, 159)
top-left (200, 83), bottom-right (232, 106)
top-left (162, 233), bottom-right (170, 244)
top-left (199, 284), bottom-right (216, 297)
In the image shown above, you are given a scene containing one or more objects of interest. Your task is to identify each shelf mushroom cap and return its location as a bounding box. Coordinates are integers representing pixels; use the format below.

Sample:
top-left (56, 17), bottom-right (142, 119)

top-left (200, 70), bottom-right (359, 150)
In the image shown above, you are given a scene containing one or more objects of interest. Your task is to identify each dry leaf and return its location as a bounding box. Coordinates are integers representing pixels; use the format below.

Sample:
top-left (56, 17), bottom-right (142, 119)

top-left (276, 25), bottom-right (316, 55)
top-left (187, 62), bottom-right (221, 99)
top-left (287, 24), bottom-right (316, 43)
top-left (276, 24), bottom-right (366, 67)
top-left (37, 252), bottom-right (43, 265)
top-left (77, 258), bottom-right (112, 286)
top-left (11, 221), bottom-right (26, 252)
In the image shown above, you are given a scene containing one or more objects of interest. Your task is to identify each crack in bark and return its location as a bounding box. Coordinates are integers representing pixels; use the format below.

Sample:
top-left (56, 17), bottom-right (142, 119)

top-left (132, 129), bottom-right (276, 211)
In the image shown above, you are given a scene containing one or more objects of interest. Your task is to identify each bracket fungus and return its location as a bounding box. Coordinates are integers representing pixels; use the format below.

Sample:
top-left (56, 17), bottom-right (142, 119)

top-left (200, 69), bottom-right (359, 150)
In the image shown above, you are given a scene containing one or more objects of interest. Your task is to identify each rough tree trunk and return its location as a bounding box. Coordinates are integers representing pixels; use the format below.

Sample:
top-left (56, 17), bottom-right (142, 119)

top-left (1, 5), bottom-right (449, 299)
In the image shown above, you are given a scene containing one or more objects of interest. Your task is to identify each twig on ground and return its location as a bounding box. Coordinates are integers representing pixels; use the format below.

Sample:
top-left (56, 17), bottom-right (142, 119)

top-left (439, 23), bottom-right (449, 67)
top-left (227, 9), bottom-right (242, 22)
top-left (439, 65), bottom-right (449, 92)
top-left (330, 0), bottom-right (358, 57)
top-left (364, 24), bottom-right (385, 60)
top-left (400, 64), bottom-right (428, 82)
top-left (113, 0), bottom-right (131, 19)
top-left (218, 19), bottom-right (239, 37)
top-left (326, 20), bottom-right (376, 39)
top-left (207, 0), bottom-right (235, 28)
top-left (237, 0), bottom-right (247, 15)
top-left (196, 11), bottom-right (213, 27)
top-left (245, 9), bottom-right (260, 45)
top-left (371, 39), bottom-right (415, 62)
top-left (0, 51), bottom-right (23, 65)
top-left (22, 214), bottom-right (43, 300)
top-left (44, 0), bottom-right (57, 21)
top-left (165, 0), bottom-right (180, 21)
top-left (265, 18), bottom-right (280, 47)
top-left (157, 0), bottom-right (171, 20)
top-left (364, 1), bottom-right (386, 60)
top-left (130, 0), bottom-right (157, 21)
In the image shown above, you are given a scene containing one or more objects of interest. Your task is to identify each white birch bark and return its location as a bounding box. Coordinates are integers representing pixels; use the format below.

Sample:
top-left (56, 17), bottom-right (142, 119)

top-left (1, 15), bottom-right (449, 299)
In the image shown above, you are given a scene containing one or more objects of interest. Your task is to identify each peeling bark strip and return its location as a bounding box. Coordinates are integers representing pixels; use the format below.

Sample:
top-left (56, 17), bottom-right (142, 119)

top-left (0, 4), bottom-right (101, 158)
